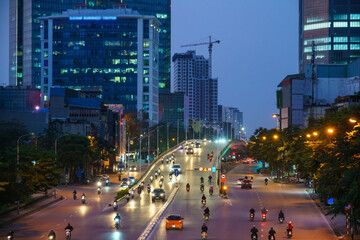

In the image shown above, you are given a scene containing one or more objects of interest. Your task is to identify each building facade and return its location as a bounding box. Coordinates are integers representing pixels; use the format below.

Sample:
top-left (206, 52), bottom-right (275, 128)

top-left (173, 50), bottom-right (218, 122)
top-left (40, 7), bottom-right (160, 125)
top-left (159, 92), bottom-right (189, 124)
top-left (299, 0), bottom-right (360, 72)
top-left (277, 58), bottom-right (360, 129)
top-left (218, 105), bottom-right (244, 139)
top-left (9, 0), bottom-right (171, 93)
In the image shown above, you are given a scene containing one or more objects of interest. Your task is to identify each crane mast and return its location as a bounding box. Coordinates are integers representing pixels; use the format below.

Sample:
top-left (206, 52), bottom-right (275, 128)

top-left (181, 36), bottom-right (220, 79)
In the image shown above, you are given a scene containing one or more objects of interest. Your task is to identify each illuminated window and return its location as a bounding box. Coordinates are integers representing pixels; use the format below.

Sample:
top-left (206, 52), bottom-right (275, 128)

top-left (333, 37), bottom-right (348, 42)
top-left (44, 60), bottom-right (48, 66)
top-left (143, 77), bottom-right (149, 83)
top-left (350, 14), bottom-right (360, 20)
top-left (17, 73), bottom-right (22, 78)
top-left (350, 44), bottom-right (360, 50)
top-left (306, 16), bottom-right (324, 23)
top-left (113, 59), bottom-right (120, 65)
top-left (44, 95), bottom-right (48, 101)
top-left (143, 51), bottom-right (149, 57)
top-left (304, 22), bottom-right (331, 31)
top-left (350, 22), bottom-right (360, 27)
top-left (351, 37), bottom-right (360, 42)
top-left (44, 69), bottom-right (48, 76)
top-left (143, 104), bottom-right (149, 110)
top-left (129, 51), bottom-right (137, 56)
top-left (159, 82), bottom-right (165, 88)
top-left (304, 47), bottom-right (312, 53)
top-left (304, 37), bottom-right (331, 45)
top-left (143, 95), bottom-right (149, 102)
top-left (114, 77), bottom-right (120, 83)
top-left (333, 22), bottom-right (348, 28)
top-left (333, 14), bottom-right (347, 20)
top-left (121, 59), bottom-right (129, 64)
top-left (333, 44), bottom-right (348, 50)
top-left (143, 41), bottom-right (149, 48)
top-left (316, 45), bottom-right (331, 51)
top-left (129, 59), bottom-right (137, 65)
top-left (44, 51), bottom-right (48, 58)
top-left (143, 69), bottom-right (149, 75)
top-left (156, 14), bottom-right (168, 19)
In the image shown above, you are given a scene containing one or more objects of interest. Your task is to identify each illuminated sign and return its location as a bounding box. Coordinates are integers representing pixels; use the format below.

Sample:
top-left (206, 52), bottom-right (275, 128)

top-left (69, 16), bottom-right (117, 21)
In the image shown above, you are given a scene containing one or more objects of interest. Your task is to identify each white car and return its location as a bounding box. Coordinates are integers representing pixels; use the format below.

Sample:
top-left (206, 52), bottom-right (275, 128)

top-left (172, 164), bottom-right (181, 174)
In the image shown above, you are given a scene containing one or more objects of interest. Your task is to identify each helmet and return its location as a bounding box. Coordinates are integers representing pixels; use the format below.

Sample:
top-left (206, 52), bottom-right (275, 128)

top-left (289, 221), bottom-right (292, 224)
top-left (253, 225), bottom-right (255, 227)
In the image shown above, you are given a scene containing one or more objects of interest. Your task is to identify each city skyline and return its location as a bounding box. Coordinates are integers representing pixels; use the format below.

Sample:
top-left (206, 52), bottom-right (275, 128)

top-left (0, 0), bottom-right (298, 136)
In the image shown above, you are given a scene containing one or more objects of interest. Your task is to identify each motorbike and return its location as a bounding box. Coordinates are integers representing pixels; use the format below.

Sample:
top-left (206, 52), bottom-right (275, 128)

top-left (279, 217), bottom-right (284, 223)
top-left (287, 229), bottom-right (293, 238)
top-left (209, 187), bottom-right (213, 195)
top-left (159, 180), bottom-right (163, 188)
top-left (200, 178), bottom-right (204, 184)
top-left (201, 232), bottom-right (207, 240)
top-left (262, 213), bottom-right (267, 221)
top-left (269, 235), bottom-right (275, 240)
top-left (141, 182), bottom-right (145, 190)
top-left (65, 229), bottom-right (71, 240)
top-left (204, 213), bottom-right (210, 221)
top-left (265, 179), bottom-right (268, 185)
top-left (158, 169), bottom-right (161, 174)
top-left (202, 199), bottom-right (206, 207)
top-left (48, 234), bottom-right (56, 240)
top-left (250, 213), bottom-right (255, 221)
top-left (150, 176), bottom-right (154, 182)
top-left (132, 189), bottom-right (135, 198)
top-left (81, 196), bottom-right (85, 204)
top-left (155, 172), bottom-right (158, 179)
top-left (7, 235), bottom-right (13, 240)
top-left (126, 193), bottom-right (130, 202)
top-left (115, 218), bottom-right (120, 229)
top-left (251, 233), bottom-right (258, 240)
top-left (113, 201), bottom-right (118, 211)
top-left (160, 175), bottom-right (164, 181)
top-left (169, 175), bottom-right (172, 181)
top-left (106, 179), bottom-right (109, 186)
top-left (97, 187), bottom-right (101, 195)
top-left (200, 185), bottom-right (204, 193)
top-left (161, 158), bottom-right (164, 164)
top-left (186, 185), bottom-right (190, 192)
top-left (73, 193), bottom-right (77, 200)
top-left (147, 187), bottom-right (151, 194)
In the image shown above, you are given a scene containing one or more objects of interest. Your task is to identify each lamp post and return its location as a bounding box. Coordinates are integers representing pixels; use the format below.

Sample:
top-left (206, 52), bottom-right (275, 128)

top-left (167, 122), bottom-right (170, 150)
top-left (272, 114), bottom-right (280, 130)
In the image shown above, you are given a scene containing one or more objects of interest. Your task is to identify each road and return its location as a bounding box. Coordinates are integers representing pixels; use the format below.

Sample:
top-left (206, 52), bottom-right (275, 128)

top-left (0, 141), bottom-right (223, 240)
top-left (151, 145), bottom-right (338, 240)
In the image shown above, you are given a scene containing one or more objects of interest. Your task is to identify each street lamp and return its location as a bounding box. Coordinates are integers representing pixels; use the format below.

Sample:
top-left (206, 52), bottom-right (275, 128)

top-left (273, 134), bottom-right (279, 140)
top-left (327, 128), bottom-right (334, 134)
top-left (272, 114), bottom-right (280, 130)
top-left (349, 117), bottom-right (357, 124)
top-left (262, 136), bottom-right (267, 140)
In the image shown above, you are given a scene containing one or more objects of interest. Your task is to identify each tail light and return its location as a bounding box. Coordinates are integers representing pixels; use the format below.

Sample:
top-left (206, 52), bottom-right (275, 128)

top-left (262, 213), bottom-right (266, 218)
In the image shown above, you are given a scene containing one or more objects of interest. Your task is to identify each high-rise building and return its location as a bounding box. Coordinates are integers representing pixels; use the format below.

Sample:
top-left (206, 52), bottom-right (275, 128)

top-left (39, 7), bottom-right (160, 125)
top-left (173, 50), bottom-right (218, 122)
top-left (159, 92), bottom-right (189, 124)
top-left (299, 0), bottom-right (360, 72)
top-left (10, 0), bottom-right (171, 93)
top-left (218, 105), bottom-right (244, 139)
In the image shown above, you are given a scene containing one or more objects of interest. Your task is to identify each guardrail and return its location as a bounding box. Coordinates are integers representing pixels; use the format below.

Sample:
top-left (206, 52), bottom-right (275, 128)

top-left (116, 141), bottom-right (187, 202)
top-left (137, 186), bottom-right (180, 240)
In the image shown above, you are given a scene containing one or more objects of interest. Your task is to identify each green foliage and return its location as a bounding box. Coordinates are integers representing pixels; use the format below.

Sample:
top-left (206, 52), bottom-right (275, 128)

top-left (115, 189), bottom-right (129, 200)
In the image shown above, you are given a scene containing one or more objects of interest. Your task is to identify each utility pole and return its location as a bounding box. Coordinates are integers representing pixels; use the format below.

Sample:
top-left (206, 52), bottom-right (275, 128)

top-left (156, 126), bottom-right (159, 156)
top-left (167, 123), bottom-right (170, 150)
top-left (177, 120), bottom-right (180, 145)
top-left (148, 130), bottom-right (150, 167)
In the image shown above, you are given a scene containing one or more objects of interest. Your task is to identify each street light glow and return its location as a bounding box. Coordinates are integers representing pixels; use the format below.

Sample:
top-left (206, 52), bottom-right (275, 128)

top-left (313, 132), bottom-right (318, 136)
top-left (272, 114), bottom-right (279, 118)
top-left (306, 134), bottom-right (311, 138)
top-left (262, 136), bottom-right (266, 140)
top-left (327, 128), bottom-right (334, 134)
top-left (273, 134), bottom-right (278, 139)
top-left (349, 117), bottom-right (357, 123)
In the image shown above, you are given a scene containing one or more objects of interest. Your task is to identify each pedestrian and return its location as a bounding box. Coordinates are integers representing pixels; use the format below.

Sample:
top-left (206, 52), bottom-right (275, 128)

top-left (118, 174), bottom-right (121, 182)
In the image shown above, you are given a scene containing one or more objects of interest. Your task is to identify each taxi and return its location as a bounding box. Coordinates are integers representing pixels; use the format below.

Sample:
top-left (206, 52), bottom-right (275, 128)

top-left (166, 214), bottom-right (184, 230)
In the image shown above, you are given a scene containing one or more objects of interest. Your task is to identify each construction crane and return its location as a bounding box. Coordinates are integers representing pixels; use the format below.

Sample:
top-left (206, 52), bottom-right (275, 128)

top-left (181, 36), bottom-right (220, 79)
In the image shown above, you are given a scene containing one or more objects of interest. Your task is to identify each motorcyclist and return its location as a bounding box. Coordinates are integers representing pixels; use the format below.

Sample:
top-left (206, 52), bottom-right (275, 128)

top-left (186, 183), bottom-right (190, 191)
top-left (65, 223), bottom-right (73, 232)
top-left (137, 186), bottom-right (142, 195)
top-left (287, 221), bottom-right (293, 233)
top-left (200, 176), bottom-right (204, 183)
top-left (250, 225), bottom-right (258, 238)
top-left (150, 175), bottom-right (154, 182)
top-left (250, 208), bottom-right (255, 215)
top-left (7, 229), bottom-right (14, 238)
top-left (200, 183), bottom-right (204, 192)
top-left (209, 185), bottom-right (214, 195)
top-left (262, 208), bottom-right (268, 214)
top-left (208, 175), bottom-right (212, 182)
top-left (204, 207), bottom-right (210, 216)
top-left (114, 213), bottom-right (121, 222)
top-left (201, 223), bottom-right (208, 233)
top-left (211, 151), bottom-right (214, 156)
top-left (278, 210), bottom-right (284, 220)
top-left (265, 178), bottom-right (268, 185)
top-left (73, 190), bottom-right (77, 199)
top-left (147, 184), bottom-right (151, 193)
top-left (268, 227), bottom-right (276, 239)
top-left (48, 229), bottom-right (56, 239)
top-left (201, 194), bottom-right (206, 203)
top-left (207, 153), bottom-right (210, 159)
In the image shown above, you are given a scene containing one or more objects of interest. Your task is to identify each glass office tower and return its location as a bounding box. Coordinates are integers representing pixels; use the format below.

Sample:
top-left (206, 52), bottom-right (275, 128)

top-left (299, 0), bottom-right (360, 72)
top-left (40, 8), bottom-right (160, 124)
top-left (10, 0), bottom-right (171, 93)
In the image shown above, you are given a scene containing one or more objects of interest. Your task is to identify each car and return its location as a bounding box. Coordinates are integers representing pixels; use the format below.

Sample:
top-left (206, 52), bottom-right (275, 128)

top-left (166, 214), bottom-right (184, 230)
top-left (241, 179), bottom-right (252, 189)
top-left (129, 166), bottom-right (137, 171)
top-left (195, 142), bottom-right (201, 148)
top-left (152, 188), bottom-right (165, 202)
top-left (237, 178), bottom-right (244, 185)
top-left (186, 148), bottom-right (194, 154)
top-left (121, 178), bottom-right (130, 188)
top-left (172, 164), bottom-right (181, 174)
top-left (129, 176), bottom-right (136, 184)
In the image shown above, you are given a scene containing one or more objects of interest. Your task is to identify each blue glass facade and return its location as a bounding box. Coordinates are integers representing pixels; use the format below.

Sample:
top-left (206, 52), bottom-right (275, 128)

top-left (10, 0), bottom-right (170, 95)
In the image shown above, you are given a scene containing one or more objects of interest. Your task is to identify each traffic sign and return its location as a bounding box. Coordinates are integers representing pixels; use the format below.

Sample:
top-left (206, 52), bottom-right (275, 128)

top-left (327, 198), bottom-right (334, 205)
top-left (174, 169), bottom-right (179, 177)
top-left (207, 167), bottom-right (212, 172)
top-left (221, 174), bottom-right (226, 179)
top-left (199, 167), bottom-right (204, 172)
top-left (212, 167), bottom-right (216, 172)
top-left (221, 178), bottom-right (226, 182)
top-left (345, 204), bottom-right (351, 211)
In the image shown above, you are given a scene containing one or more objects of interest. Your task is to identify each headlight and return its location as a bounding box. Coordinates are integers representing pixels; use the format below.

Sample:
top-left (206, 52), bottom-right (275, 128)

top-left (160, 193), bottom-right (164, 196)
top-left (152, 193), bottom-right (155, 196)
top-left (97, 182), bottom-right (101, 186)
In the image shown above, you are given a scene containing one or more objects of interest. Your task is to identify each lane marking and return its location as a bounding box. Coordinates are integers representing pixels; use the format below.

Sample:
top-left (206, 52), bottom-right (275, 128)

top-left (224, 199), bottom-right (233, 206)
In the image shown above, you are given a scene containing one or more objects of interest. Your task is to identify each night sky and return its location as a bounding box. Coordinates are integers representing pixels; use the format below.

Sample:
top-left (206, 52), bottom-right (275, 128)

top-left (0, 0), bottom-right (298, 136)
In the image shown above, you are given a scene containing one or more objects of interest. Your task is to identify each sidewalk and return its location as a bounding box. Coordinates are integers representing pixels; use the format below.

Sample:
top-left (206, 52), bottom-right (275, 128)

top-left (0, 193), bottom-right (63, 227)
